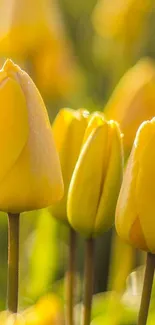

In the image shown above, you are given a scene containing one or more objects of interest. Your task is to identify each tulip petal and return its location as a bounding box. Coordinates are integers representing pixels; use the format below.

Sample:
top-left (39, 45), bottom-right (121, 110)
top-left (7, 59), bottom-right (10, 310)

top-left (129, 217), bottom-right (148, 251)
top-left (135, 120), bottom-right (155, 252)
top-left (68, 124), bottom-right (109, 237)
top-left (83, 111), bottom-right (105, 144)
top-left (51, 108), bottom-right (89, 221)
top-left (52, 108), bottom-right (76, 152)
top-left (0, 76), bottom-right (28, 182)
top-left (95, 122), bottom-right (123, 234)
top-left (115, 146), bottom-right (138, 242)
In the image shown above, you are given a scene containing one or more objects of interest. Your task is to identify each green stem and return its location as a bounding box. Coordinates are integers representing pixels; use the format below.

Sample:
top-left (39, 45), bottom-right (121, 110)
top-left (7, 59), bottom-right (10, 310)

top-left (83, 237), bottom-right (94, 325)
top-left (7, 213), bottom-right (20, 313)
top-left (138, 252), bottom-right (155, 325)
top-left (66, 227), bottom-right (77, 325)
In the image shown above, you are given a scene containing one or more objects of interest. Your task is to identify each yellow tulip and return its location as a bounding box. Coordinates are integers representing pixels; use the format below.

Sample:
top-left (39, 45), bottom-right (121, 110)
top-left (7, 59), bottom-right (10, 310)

top-left (0, 0), bottom-right (55, 57)
top-left (0, 295), bottom-right (63, 325)
top-left (92, 0), bottom-right (151, 46)
top-left (50, 108), bottom-right (89, 222)
top-left (116, 118), bottom-right (155, 253)
top-left (33, 38), bottom-right (82, 99)
top-left (0, 311), bottom-right (10, 325)
top-left (67, 113), bottom-right (123, 237)
top-left (104, 58), bottom-right (155, 157)
top-left (0, 59), bottom-right (63, 213)
top-left (0, 312), bottom-right (25, 325)
top-left (22, 294), bottom-right (63, 325)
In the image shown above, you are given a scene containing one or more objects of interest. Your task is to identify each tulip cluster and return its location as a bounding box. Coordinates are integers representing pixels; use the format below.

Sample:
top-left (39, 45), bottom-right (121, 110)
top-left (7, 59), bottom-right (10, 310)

top-left (68, 112), bottom-right (123, 237)
top-left (51, 109), bottom-right (123, 236)
top-left (51, 108), bottom-right (123, 325)
top-left (0, 54), bottom-right (154, 325)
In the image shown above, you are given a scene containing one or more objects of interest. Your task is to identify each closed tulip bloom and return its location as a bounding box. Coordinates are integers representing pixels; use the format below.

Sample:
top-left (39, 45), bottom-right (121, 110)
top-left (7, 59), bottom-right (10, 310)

top-left (50, 108), bottom-right (89, 222)
top-left (0, 0), bottom-right (54, 56)
top-left (67, 113), bottom-right (123, 237)
top-left (116, 118), bottom-right (155, 253)
top-left (104, 58), bottom-right (155, 156)
top-left (92, 0), bottom-right (150, 45)
top-left (0, 59), bottom-right (63, 213)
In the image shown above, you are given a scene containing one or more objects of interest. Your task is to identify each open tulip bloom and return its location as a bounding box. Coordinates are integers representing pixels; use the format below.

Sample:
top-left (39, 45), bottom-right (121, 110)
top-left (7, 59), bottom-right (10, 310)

top-left (116, 117), bottom-right (155, 325)
top-left (0, 59), bottom-right (63, 314)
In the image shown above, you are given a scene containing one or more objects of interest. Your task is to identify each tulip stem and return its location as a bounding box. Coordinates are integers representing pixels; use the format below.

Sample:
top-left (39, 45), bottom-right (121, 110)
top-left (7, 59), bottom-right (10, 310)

top-left (83, 237), bottom-right (94, 325)
top-left (66, 227), bottom-right (77, 325)
top-left (138, 252), bottom-right (155, 325)
top-left (7, 213), bottom-right (20, 313)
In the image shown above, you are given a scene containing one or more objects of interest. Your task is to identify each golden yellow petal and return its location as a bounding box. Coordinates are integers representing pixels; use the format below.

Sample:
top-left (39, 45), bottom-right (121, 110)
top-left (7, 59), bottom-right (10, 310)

top-left (129, 217), bottom-right (148, 251)
top-left (51, 108), bottom-right (89, 221)
top-left (115, 146), bottom-right (138, 242)
top-left (135, 119), bottom-right (155, 252)
top-left (67, 124), bottom-right (109, 237)
top-left (94, 121), bottom-right (123, 234)
top-left (83, 111), bottom-right (105, 144)
top-left (0, 76), bottom-right (28, 183)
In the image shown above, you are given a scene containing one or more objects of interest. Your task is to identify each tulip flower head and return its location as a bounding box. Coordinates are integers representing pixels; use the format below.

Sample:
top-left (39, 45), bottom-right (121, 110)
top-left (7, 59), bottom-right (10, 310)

top-left (104, 58), bottom-right (155, 156)
top-left (0, 59), bottom-right (63, 213)
top-left (50, 108), bottom-right (89, 222)
top-left (67, 113), bottom-right (123, 237)
top-left (116, 118), bottom-right (155, 253)
top-left (0, 0), bottom-right (54, 56)
top-left (92, 0), bottom-right (150, 45)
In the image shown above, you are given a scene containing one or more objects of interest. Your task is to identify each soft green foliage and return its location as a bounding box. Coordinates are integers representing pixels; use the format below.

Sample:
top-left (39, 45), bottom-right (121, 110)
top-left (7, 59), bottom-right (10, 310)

top-left (26, 209), bottom-right (60, 301)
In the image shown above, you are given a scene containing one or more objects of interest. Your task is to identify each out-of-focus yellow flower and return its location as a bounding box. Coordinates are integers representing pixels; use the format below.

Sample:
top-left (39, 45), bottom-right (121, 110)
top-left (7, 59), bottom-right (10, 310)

top-left (67, 112), bottom-right (123, 237)
top-left (92, 0), bottom-right (151, 46)
top-left (0, 311), bottom-right (10, 325)
top-left (0, 59), bottom-right (63, 213)
top-left (116, 118), bottom-right (155, 252)
top-left (0, 295), bottom-right (63, 325)
top-left (22, 294), bottom-right (63, 325)
top-left (0, 0), bottom-right (56, 57)
top-left (50, 108), bottom-right (89, 222)
top-left (0, 311), bottom-right (25, 325)
top-left (33, 38), bottom-right (82, 99)
top-left (104, 58), bottom-right (155, 157)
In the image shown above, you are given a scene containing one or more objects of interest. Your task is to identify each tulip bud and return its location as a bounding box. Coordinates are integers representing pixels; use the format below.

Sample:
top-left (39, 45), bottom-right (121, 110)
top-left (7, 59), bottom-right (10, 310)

top-left (50, 108), bottom-right (89, 222)
top-left (0, 59), bottom-right (63, 213)
top-left (104, 58), bottom-right (155, 157)
top-left (67, 113), bottom-right (123, 237)
top-left (116, 118), bottom-right (155, 253)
